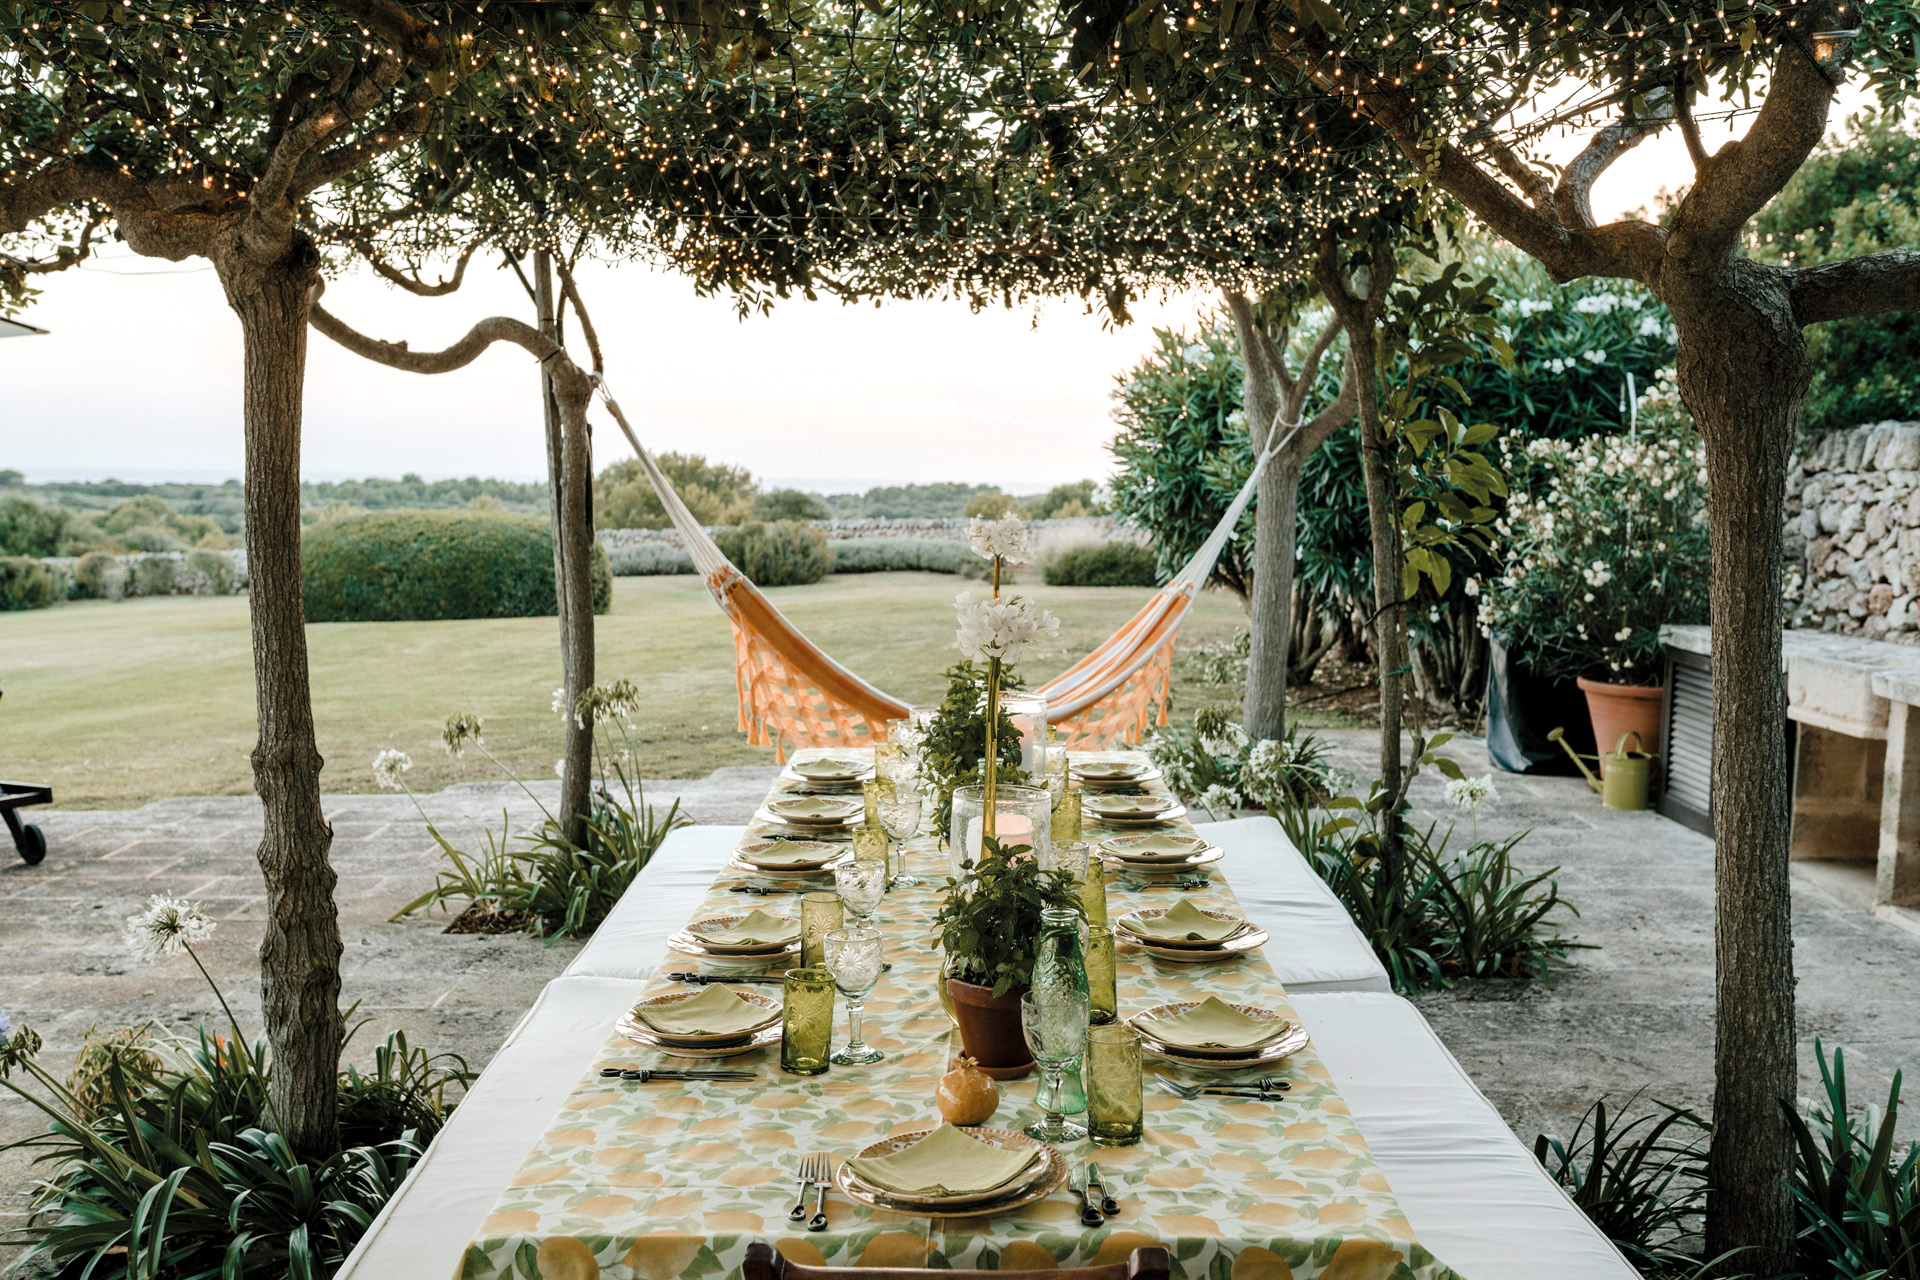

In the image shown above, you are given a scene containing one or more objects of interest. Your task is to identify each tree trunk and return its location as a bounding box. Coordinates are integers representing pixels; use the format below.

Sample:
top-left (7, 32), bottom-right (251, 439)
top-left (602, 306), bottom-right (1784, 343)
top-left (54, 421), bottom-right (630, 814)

top-left (536, 251), bottom-right (594, 842)
top-left (1351, 329), bottom-right (1405, 872)
top-left (556, 375), bottom-right (598, 845)
top-left (217, 236), bottom-right (342, 1158)
top-left (1677, 269), bottom-right (1804, 1272)
top-left (1244, 456), bottom-right (1305, 740)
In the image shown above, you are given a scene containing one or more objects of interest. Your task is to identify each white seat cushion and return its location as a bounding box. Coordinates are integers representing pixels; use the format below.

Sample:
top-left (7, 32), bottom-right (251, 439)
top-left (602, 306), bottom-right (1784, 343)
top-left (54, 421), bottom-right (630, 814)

top-left (563, 825), bottom-right (743, 980)
top-left (1291, 991), bottom-right (1639, 1280)
top-left (336, 976), bottom-right (653, 1280)
top-left (1192, 816), bottom-right (1392, 993)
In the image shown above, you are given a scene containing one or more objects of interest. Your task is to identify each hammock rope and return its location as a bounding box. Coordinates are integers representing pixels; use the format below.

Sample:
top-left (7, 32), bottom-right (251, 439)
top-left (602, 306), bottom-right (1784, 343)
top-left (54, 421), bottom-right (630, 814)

top-left (594, 372), bottom-right (1290, 759)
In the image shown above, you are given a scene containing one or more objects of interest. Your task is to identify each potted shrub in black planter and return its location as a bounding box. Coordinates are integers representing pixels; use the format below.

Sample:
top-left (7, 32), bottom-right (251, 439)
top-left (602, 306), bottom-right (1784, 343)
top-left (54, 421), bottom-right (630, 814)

top-left (932, 842), bottom-right (1079, 1080)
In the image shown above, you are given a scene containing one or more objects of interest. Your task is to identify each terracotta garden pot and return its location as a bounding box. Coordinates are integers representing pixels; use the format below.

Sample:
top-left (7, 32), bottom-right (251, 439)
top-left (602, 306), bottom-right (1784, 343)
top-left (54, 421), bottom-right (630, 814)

top-left (1576, 676), bottom-right (1664, 777)
top-left (946, 976), bottom-right (1034, 1080)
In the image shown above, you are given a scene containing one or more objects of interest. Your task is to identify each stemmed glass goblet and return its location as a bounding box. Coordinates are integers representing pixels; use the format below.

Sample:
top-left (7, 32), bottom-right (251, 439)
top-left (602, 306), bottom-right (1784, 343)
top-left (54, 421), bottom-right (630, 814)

top-left (824, 925), bottom-right (885, 1065)
top-left (877, 790), bottom-right (925, 888)
top-left (1020, 991), bottom-right (1090, 1143)
top-left (833, 858), bottom-right (887, 923)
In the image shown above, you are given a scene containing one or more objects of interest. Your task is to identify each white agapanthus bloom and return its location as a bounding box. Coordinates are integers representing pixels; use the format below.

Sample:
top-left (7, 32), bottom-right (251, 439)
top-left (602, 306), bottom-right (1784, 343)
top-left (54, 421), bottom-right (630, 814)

top-left (372, 749), bottom-right (412, 790)
top-left (953, 589), bottom-right (1059, 665)
top-left (442, 713), bottom-right (484, 757)
top-left (1198, 721), bottom-right (1250, 757)
top-left (551, 687), bottom-right (568, 715)
top-left (124, 895), bottom-right (216, 961)
top-left (1198, 784), bottom-right (1240, 818)
top-left (968, 516), bottom-right (1035, 566)
top-left (1444, 773), bottom-right (1500, 811)
top-left (555, 758), bottom-right (567, 778)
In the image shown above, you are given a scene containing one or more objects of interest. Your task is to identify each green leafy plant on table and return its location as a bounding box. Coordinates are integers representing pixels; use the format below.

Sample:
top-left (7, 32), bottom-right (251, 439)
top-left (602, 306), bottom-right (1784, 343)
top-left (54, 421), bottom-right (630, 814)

top-left (0, 898), bottom-right (469, 1278)
top-left (388, 689), bottom-right (688, 940)
top-left (919, 659), bottom-right (1029, 844)
top-left (931, 842), bottom-right (1082, 997)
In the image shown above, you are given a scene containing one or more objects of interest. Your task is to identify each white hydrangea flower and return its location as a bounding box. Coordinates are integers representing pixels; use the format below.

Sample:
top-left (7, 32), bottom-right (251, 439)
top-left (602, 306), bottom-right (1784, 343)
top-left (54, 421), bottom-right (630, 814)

top-left (1198, 784), bottom-right (1240, 818)
top-left (968, 516), bottom-right (1034, 566)
top-left (1444, 773), bottom-right (1499, 812)
top-left (124, 895), bottom-right (216, 961)
top-left (953, 589), bottom-right (1059, 665)
top-left (372, 749), bottom-right (412, 791)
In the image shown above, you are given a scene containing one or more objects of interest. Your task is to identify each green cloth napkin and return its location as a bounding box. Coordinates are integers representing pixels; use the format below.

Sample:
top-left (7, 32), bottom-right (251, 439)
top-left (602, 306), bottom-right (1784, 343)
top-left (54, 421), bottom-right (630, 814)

top-left (1111, 833), bottom-right (1207, 860)
top-left (637, 985), bottom-right (777, 1037)
top-left (1075, 759), bottom-right (1145, 780)
top-left (1087, 794), bottom-right (1170, 817)
top-left (1138, 995), bottom-right (1290, 1051)
top-left (742, 839), bottom-right (835, 866)
top-left (768, 795), bottom-right (859, 821)
top-left (1125, 899), bottom-right (1246, 943)
top-left (701, 909), bottom-right (800, 946)
top-left (846, 1124), bottom-right (1040, 1198)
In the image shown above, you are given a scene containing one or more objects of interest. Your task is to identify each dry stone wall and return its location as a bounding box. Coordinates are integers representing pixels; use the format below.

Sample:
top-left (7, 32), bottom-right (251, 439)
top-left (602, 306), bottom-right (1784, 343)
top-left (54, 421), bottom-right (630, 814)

top-left (1789, 422), bottom-right (1920, 641)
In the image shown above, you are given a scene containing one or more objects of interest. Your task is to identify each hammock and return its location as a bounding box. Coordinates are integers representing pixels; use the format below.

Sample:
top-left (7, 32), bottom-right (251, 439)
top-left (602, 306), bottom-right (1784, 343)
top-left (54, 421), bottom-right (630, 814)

top-left (596, 377), bottom-right (1278, 760)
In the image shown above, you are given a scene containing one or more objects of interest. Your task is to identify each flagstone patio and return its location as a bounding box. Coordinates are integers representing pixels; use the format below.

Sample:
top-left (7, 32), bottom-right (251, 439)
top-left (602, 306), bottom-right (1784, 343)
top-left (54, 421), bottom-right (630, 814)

top-left (6, 732), bottom-right (1920, 1269)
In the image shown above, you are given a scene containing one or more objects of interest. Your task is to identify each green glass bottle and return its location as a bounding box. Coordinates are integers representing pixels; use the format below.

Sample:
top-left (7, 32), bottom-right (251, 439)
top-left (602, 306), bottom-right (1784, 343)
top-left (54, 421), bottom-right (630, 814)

top-left (1030, 905), bottom-right (1090, 1115)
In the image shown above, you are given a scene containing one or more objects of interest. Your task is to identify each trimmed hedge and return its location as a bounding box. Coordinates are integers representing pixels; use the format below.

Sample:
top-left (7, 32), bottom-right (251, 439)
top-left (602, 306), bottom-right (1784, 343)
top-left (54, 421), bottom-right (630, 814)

top-left (827, 537), bottom-right (975, 575)
top-left (0, 557), bottom-right (62, 611)
top-left (607, 542), bottom-right (696, 576)
top-left (1043, 541), bottom-right (1160, 588)
top-left (302, 511), bottom-right (611, 622)
top-left (713, 520), bottom-right (831, 587)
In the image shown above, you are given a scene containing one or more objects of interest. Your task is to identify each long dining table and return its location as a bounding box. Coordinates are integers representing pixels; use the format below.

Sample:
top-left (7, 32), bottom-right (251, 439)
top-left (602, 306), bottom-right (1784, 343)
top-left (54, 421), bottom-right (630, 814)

top-left (451, 751), bottom-right (1472, 1279)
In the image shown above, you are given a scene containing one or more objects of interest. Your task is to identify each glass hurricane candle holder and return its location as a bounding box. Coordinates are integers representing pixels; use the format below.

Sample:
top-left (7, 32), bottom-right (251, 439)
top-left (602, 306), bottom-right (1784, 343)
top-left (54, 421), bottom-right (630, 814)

top-left (780, 967), bottom-right (835, 1076)
top-left (799, 892), bottom-right (844, 968)
top-left (999, 693), bottom-right (1049, 778)
top-left (950, 783), bottom-right (1053, 879)
top-left (1084, 1024), bottom-right (1143, 1146)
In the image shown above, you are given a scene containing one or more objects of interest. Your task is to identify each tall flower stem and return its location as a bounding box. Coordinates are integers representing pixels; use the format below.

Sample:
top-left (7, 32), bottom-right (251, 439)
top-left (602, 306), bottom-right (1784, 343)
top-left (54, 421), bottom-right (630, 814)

top-left (185, 941), bottom-right (287, 1134)
top-left (983, 552), bottom-right (1005, 841)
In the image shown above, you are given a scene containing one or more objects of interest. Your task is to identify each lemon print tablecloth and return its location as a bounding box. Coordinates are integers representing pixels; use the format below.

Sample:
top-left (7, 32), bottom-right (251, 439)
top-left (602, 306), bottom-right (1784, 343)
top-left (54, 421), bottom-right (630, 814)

top-left (459, 752), bottom-right (1466, 1280)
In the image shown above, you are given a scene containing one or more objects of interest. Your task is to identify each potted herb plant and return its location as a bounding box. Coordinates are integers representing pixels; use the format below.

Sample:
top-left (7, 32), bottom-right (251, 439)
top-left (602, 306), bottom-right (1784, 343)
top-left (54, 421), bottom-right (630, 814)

top-left (931, 842), bottom-right (1080, 1079)
top-left (1476, 371), bottom-right (1711, 771)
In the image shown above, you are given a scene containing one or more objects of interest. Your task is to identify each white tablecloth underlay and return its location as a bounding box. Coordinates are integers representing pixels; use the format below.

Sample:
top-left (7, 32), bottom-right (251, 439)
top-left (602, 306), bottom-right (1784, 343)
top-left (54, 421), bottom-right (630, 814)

top-left (563, 816), bottom-right (1393, 995)
top-left (337, 979), bottom-right (1634, 1279)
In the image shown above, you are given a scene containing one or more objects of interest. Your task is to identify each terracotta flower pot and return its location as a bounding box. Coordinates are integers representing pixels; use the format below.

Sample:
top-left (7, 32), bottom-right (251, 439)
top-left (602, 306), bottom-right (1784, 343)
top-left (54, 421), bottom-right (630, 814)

top-left (946, 976), bottom-right (1034, 1080)
top-left (1576, 676), bottom-right (1663, 777)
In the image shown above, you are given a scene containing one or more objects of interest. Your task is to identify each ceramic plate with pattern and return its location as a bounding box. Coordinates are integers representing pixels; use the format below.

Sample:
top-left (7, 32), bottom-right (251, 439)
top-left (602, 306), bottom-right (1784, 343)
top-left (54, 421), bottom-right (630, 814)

top-left (624, 987), bottom-right (783, 1046)
top-left (836, 1126), bottom-right (1053, 1208)
top-left (788, 756), bottom-right (873, 783)
top-left (1130, 1004), bottom-right (1309, 1068)
top-left (734, 838), bottom-right (846, 871)
top-left (1117, 905), bottom-right (1251, 949)
top-left (1115, 921), bottom-right (1267, 963)
top-left (1070, 758), bottom-right (1152, 782)
top-left (667, 928), bottom-right (802, 964)
top-left (1099, 845), bottom-right (1222, 874)
top-left (1083, 792), bottom-right (1175, 819)
top-left (763, 795), bottom-right (864, 825)
top-left (615, 1013), bottom-right (783, 1059)
top-left (834, 1131), bottom-right (1066, 1217)
top-left (1101, 832), bottom-right (1212, 863)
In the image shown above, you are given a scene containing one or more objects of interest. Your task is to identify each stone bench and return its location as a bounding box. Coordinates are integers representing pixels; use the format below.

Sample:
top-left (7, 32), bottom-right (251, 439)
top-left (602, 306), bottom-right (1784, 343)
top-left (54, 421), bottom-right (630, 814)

top-left (1661, 624), bottom-right (1920, 906)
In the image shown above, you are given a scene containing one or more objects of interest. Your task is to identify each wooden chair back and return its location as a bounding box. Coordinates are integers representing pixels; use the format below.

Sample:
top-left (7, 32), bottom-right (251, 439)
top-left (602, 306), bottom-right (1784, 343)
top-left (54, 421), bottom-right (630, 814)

top-left (741, 1243), bottom-right (1171, 1279)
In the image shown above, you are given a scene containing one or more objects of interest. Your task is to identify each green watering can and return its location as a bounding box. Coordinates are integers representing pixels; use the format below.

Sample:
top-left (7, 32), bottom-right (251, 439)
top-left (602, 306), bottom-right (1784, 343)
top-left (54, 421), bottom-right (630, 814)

top-left (1548, 728), bottom-right (1654, 812)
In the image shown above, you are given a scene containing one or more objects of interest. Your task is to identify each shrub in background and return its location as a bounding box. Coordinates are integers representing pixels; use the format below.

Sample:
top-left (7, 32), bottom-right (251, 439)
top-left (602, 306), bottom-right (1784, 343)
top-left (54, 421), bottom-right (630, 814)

top-left (0, 495), bottom-right (85, 557)
top-left (0, 556), bottom-right (61, 610)
top-left (754, 487), bottom-right (831, 521)
top-left (1042, 541), bottom-right (1159, 588)
top-left (303, 510), bottom-right (611, 623)
top-left (594, 452), bottom-right (754, 530)
top-left (186, 547), bottom-right (237, 594)
top-left (827, 537), bottom-right (974, 575)
top-left (964, 489), bottom-right (1026, 519)
top-left (71, 550), bottom-right (123, 599)
top-left (713, 520), bottom-right (831, 587)
top-left (128, 554), bottom-right (177, 598)
top-left (607, 541), bottom-right (696, 575)
top-left (1024, 479), bottom-right (1110, 519)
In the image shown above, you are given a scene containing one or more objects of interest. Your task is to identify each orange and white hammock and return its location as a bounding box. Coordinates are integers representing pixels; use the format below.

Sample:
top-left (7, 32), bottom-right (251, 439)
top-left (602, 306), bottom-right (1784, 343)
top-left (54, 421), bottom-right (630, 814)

top-left (598, 379), bottom-right (1276, 760)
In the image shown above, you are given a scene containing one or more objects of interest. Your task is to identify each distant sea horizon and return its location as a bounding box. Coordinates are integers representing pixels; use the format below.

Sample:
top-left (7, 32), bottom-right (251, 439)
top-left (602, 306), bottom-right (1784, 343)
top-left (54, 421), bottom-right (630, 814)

top-left (14, 468), bottom-right (1083, 496)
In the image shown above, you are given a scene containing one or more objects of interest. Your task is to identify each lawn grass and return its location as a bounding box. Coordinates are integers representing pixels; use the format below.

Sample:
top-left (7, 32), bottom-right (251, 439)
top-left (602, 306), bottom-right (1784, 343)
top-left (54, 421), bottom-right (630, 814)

top-left (1, 572), bottom-right (1326, 809)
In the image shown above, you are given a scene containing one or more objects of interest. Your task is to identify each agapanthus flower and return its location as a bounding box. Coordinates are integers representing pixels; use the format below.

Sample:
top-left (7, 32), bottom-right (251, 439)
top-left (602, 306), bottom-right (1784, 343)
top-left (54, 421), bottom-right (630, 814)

top-left (372, 749), bottom-right (412, 791)
top-left (1444, 774), bottom-right (1500, 812)
top-left (1198, 784), bottom-right (1241, 818)
top-left (953, 590), bottom-right (1058, 665)
top-left (124, 895), bottom-right (216, 961)
top-left (968, 516), bottom-right (1035, 566)
top-left (442, 713), bottom-right (484, 757)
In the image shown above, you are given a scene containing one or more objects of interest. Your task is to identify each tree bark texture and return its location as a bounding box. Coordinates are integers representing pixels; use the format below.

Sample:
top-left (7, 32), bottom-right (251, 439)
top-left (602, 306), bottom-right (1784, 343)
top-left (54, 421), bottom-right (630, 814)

top-left (1673, 267), bottom-right (1805, 1268)
top-left (537, 251), bottom-right (595, 844)
top-left (1350, 330), bottom-right (1406, 874)
top-left (1244, 457), bottom-right (1305, 740)
top-left (217, 233), bottom-right (342, 1158)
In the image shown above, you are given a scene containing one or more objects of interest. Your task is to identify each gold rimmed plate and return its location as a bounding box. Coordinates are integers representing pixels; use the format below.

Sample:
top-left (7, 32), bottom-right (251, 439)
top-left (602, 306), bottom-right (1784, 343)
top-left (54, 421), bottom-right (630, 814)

top-left (1129, 1000), bottom-right (1295, 1056)
top-left (681, 912), bottom-right (802, 956)
top-left (1117, 905), bottom-right (1251, 949)
top-left (1102, 832), bottom-right (1211, 862)
top-left (734, 838), bottom-right (847, 872)
top-left (1100, 845), bottom-right (1223, 874)
top-left (667, 929), bottom-right (802, 963)
top-left (1082, 792), bottom-right (1176, 819)
top-left (788, 756), bottom-right (873, 783)
top-left (1132, 1009), bottom-right (1310, 1070)
top-left (1071, 758), bottom-right (1153, 781)
top-left (624, 987), bottom-right (783, 1047)
top-left (834, 1130), bottom-right (1067, 1218)
top-left (1115, 921), bottom-right (1267, 963)
top-left (837, 1126), bottom-right (1053, 1209)
top-left (616, 1014), bottom-right (783, 1059)
top-left (762, 795), bottom-right (864, 826)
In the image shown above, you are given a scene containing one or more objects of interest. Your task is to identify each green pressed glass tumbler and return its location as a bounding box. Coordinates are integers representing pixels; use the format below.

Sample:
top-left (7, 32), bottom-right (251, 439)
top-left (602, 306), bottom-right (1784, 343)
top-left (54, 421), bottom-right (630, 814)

top-left (781, 967), bottom-right (835, 1076)
top-left (1086, 924), bottom-right (1117, 1026)
top-left (799, 892), bottom-right (844, 968)
top-left (1085, 1023), bottom-right (1143, 1146)
top-left (1079, 855), bottom-right (1109, 928)
top-left (1051, 787), bottom-right (1083, 843)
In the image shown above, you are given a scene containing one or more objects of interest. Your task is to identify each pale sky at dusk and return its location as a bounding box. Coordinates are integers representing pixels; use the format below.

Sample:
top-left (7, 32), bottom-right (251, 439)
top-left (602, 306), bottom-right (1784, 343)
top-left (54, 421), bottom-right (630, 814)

top-left (0, 84), bottom-right (1873, 492)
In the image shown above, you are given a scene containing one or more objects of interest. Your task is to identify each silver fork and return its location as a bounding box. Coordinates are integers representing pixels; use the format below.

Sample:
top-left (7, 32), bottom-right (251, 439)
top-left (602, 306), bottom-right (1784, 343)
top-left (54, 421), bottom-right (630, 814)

top-left (788, 1153), bottom-right (828, 1222)
top-left (1153, 1078), bottom-right (1290, 1101)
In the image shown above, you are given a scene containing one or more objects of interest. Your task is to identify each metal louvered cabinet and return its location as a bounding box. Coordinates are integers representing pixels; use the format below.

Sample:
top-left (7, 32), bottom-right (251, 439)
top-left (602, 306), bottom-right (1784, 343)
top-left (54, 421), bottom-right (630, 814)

top-left (1660, 649), bottom-right (1715, 835)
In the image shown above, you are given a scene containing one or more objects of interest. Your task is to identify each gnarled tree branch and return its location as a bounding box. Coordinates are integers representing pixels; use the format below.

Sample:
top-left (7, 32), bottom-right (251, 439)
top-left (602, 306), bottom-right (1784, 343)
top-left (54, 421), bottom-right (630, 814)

top-left (1553, 89), bottom-right (1675, 230)
top-left (1792, 249), bottom-right (1920, 324)
top-left (355, 236), bottom-right (483, 296)
top-left (310, 294), bottom-right (559, 374)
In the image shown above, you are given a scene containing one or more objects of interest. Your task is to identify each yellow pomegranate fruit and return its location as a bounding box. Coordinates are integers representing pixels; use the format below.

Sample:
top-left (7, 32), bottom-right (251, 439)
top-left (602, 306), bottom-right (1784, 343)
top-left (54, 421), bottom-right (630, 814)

top-left (936, 1053), bottom-right (999, 1126)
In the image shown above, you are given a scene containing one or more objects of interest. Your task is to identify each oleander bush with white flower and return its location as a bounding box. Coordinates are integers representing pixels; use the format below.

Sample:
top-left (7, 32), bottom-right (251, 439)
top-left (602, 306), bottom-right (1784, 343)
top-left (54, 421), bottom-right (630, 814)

top-left (1143, 704), bottom-right (1342, 818)
top-left (1476, 371), bottom-right (1712, 685)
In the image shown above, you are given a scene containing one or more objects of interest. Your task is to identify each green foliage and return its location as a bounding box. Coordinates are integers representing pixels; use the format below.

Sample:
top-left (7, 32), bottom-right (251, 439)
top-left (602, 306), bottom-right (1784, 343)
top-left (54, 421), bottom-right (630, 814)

top-left (1024, 479), bottom-right (1111, 519)
top-left (128, 554), bottom-right (177, 598)
top-left (1042, 541), bottom-right (1159, 587)
top-left (1143, 711), bottom-right (1340, 812)
top-left (0, 495), bottom-right (83, 557)
top-left (71, 551), bottom-right (121, 600)
top-left (302, 510), bottom-right (609, 623)
top-left (1534, 1095), bottom-right (1709, 1272)
top-left (100, 494), bottom-right (230, 551)
top-left (607, 541), bottom-right (698, 575)
top-left (304, 474), bottom-right (550, 517)
top-left (932, 845), bottom-right (1082, 997)
top-left (63, 1024), bottom-right (167, 1125)
top-left (920, 661), bottom-right (1030, 842)
top-left (819, 482), bottom-right (1001, 519)
top-left (964, 489), bottom-right (1026, 519)
top-left (0, 556), bottom-right (60, 611)
top-left (827, 537), bottom-right (975, 574)
top-left (1108, 326), bottom-right (1256, 598)
top-left (713, 520), bottom-right (832, 587)
top-left (1756, 112), bottom-right (1920, 431)
top-left (185, 548), bottom-right (237, 595)
top-left (1479, 376), bottom-right (1712, 684)
top-left (1786, 1040), bottom-right (1920, 1278)
top-left (595, 453), bottom-right (756, 530)
top-left (755, 487), bottom-right (832, 521)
